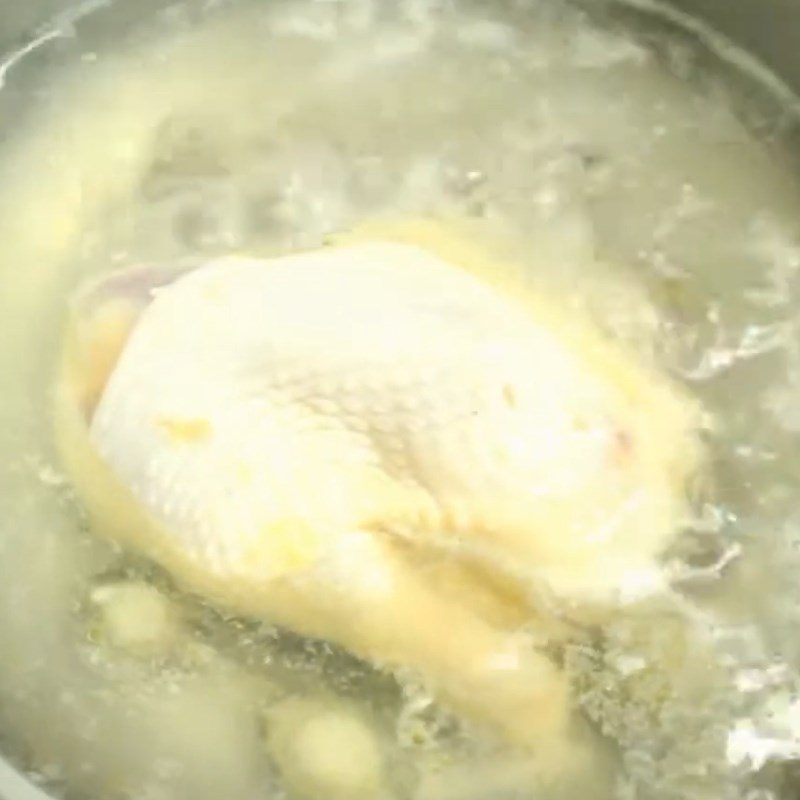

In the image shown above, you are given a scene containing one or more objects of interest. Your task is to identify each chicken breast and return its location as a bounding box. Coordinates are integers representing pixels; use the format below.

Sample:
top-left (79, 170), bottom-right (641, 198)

top-left (55, 232), bottom-right (700, 763)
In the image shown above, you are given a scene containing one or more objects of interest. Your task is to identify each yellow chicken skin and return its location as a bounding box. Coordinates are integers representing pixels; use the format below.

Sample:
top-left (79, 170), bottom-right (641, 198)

top-left (54, 224), bottom-right (702, 771)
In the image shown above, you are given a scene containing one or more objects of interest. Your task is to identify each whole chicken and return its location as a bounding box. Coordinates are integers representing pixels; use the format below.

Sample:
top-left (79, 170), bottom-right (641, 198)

top-left (55, 227), bottom-right (701, 768)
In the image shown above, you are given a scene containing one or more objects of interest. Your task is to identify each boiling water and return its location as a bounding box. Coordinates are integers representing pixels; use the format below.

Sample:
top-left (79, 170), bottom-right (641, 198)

top-left (2, 1), bottom-right (800, 799)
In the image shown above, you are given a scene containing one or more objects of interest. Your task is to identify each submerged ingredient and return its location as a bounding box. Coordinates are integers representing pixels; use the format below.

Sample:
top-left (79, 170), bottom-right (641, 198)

top-left (55, 231), bottom-right (700, 762)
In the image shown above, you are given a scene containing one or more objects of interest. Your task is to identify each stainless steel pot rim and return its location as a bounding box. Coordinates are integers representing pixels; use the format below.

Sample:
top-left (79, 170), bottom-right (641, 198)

top-left (624, 0), bottom-right (800, 113)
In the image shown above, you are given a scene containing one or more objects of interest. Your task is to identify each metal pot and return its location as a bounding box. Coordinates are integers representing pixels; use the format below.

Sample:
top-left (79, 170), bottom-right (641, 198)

top-left (0, 0), bottom-right (798, 798)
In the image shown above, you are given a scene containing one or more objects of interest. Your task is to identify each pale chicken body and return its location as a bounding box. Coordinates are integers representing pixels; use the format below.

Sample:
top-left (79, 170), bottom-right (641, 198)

top-left (90, 242), bottom-right (685, 596)
top-left (57, 237), bottom-right (699, 760)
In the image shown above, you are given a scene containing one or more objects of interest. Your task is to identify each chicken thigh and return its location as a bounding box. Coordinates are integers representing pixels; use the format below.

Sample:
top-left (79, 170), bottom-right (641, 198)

top-left (54, 230), bottom-right (701, 766)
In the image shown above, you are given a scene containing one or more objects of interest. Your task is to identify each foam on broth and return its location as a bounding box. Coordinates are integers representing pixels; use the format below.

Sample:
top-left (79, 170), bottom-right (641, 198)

top-left (2, 1), bottom-right (800, 799)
